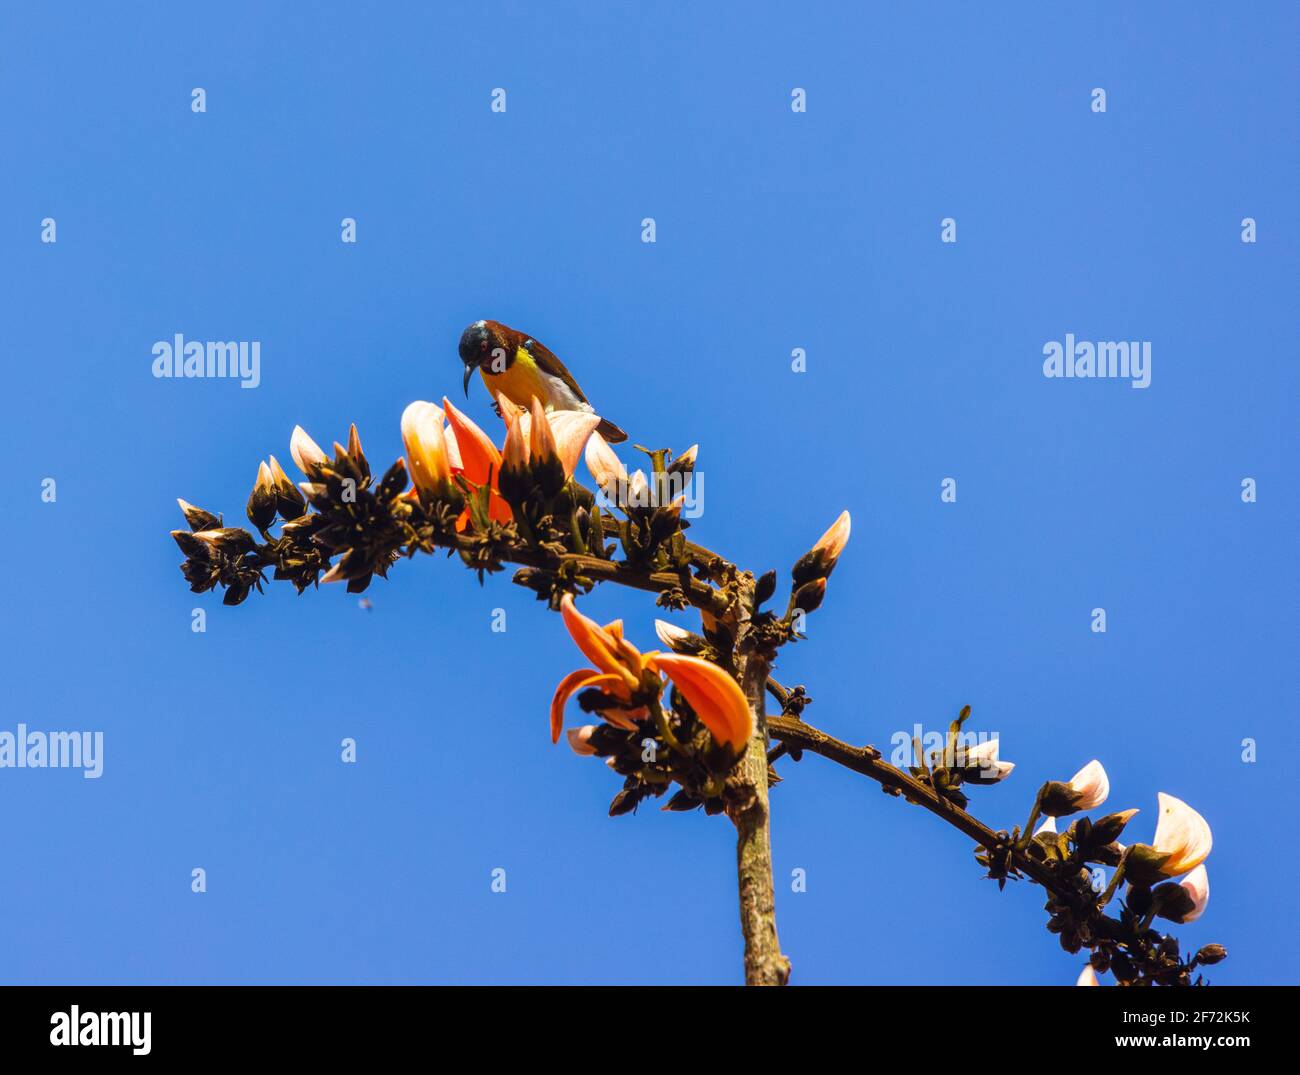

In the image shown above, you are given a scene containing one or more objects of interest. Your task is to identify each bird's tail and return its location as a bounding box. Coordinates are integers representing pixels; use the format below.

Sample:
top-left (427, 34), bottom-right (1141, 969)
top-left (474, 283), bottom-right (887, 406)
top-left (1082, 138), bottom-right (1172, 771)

top-left (596, 417), bottom-right (628, 443)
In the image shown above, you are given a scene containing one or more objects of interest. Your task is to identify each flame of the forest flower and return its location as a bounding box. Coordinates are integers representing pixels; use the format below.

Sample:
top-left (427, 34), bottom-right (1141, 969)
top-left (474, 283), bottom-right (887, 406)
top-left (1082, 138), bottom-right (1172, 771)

top-left (1067, 759), bottom-right (1109, 810)
top-left (400, 401), bottom-right (453, 495)
top-left (549, 595), bottom-right (752, 754)
top-left (1151, 792), bottom-right (1213, 879)
top-left (648, 652), bottom-right (753, 753)
top-left (586, 432), bottom-right (627, 490)
top-left (961, 738), bottom-right (1015, 782)
top-left (1177, 864), bottom-right (1210, 922)
top-left (441, 397), bottom-right (512, 525)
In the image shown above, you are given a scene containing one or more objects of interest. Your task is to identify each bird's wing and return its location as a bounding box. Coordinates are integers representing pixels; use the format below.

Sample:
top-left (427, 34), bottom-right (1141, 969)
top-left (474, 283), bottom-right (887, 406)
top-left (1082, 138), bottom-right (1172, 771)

top-left (521, 337), bottom-right (590, 405)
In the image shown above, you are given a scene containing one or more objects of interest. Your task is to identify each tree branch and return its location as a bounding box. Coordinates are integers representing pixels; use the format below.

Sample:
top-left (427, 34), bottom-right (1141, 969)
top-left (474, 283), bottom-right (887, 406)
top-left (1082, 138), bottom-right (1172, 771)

top-left (730, 650), bottom-right (790, 985)
top-left (766, 714), bottom-right (1062, 894)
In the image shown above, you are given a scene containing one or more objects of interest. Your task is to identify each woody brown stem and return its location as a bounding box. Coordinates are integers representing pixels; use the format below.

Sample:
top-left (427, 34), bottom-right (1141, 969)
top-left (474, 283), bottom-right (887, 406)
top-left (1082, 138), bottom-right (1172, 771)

top-left (442, 534), bottom-right (731, 616)
top-left (731, 652), bottom-right (790, 985)
top-left (766, 714), bottom-right (1064, 895)
top-left (717, 567), bottom-right (790, 986)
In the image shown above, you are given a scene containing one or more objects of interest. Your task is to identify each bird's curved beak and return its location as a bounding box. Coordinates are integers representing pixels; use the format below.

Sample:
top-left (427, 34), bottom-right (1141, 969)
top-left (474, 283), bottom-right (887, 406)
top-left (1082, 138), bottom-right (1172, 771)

top-left (462, 363), bottom-right (474, 398)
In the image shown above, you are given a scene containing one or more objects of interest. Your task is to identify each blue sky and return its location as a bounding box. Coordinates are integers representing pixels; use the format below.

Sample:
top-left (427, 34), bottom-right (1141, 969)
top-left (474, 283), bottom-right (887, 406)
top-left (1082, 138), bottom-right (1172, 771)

top-left (3, 2), bottom-right (1296, 984)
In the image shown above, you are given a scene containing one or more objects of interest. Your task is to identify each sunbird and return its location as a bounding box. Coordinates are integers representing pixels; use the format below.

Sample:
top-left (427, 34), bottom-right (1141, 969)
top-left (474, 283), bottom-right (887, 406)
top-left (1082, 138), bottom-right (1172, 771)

top-left (458, 320), bottom-right (628, 443)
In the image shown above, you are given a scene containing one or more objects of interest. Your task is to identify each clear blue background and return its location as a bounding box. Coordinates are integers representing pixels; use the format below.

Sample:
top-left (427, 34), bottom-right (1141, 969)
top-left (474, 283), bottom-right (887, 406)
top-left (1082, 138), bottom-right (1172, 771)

top-left (3, 2), bottom-right (1296, 984)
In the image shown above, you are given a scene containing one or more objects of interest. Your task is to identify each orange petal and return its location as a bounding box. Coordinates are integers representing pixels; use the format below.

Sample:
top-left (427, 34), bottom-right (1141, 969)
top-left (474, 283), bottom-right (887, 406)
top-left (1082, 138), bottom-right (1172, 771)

top-left (494, 391), bottom-right (524, 423)
top-left (560, 594), bottom-right (640, 690)
top-left (442, 397), bottom-right (502, 487)
top-left (529, 397), bottom-right (559, 463)
top-left (487, 489), bottom-right (513, 523)
top-left (400, 401), bottom-right (451, 494)
top-left (549, 669), bottom-right (629, 743)
top-left (501, 404), bottom-right (529, 471)
top-left (651, 653), bottom-right (753, 752)
top-left (548, 411), bottom-right (602, 478)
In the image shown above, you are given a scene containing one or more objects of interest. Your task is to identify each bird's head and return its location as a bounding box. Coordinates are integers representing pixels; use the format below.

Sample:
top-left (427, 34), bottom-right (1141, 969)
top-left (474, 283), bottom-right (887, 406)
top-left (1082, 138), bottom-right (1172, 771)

top-left (458, 320), bottom-right (509, 395)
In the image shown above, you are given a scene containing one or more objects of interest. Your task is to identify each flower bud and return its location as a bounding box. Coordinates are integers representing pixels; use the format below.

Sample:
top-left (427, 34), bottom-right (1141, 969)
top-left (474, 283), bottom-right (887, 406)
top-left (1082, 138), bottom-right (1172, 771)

top-left (667, 444), bottom-right (697, 476)
top-left (1076, 964), bottom-right (1100, 987)
top-left (662, 789), bottom-right (703, 811)
top-left (346, 423), bottom-right (369, 478)
top-left (959, 738), bottom-right (1015, 784)
top-left (626, 470), bottom-right (650, 510)
top-left (192, 527), bottom-right (256, 555)
top-left (501, 404), bottom-right (530, 471)
top-left (246, 461), bottom-right (278, 530)
top-left (177, 498), bottom-right (221, 532)
top-left (1089, 807), bottom-right (1139, 846)
top-left (654, 619), bottom-right (705, 655)
top-left (290, 425), bottom-right (329, 476)
top-left (170, 529), bottom-right (209, 559)
top-left (527, 397), bottom-right (559, 463)
top-left (267, 455), bottom-right (307, 519)
top-left (1194, 944), bottom-right (1227, 966)
top-left (565, 726), bottom-right (600, 756)
top-left (792, 577), bottom-right (827, 615)
top-left (1041, 759), bottom-right (1109, 816)
top-left (792, 510), bottom-right (851, 586)
top-left (366, 460), bottom-right (403, 504)
top-left (297, 481), bottom-right (329, 506)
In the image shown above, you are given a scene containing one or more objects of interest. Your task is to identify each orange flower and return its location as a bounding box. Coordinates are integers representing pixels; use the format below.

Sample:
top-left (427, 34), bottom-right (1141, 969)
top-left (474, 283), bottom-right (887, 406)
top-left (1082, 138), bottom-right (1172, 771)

top-left (528, 397), bottom-right (560, 464)
top-left (648, 652), bottom-right (753, 753)
top-left (441, 397), bottom-right (512, 526)
top-left (549, 595), bottom-right (754, 754)
top-left (400, 401), bottom-right (452, 495)
top-left (501, 396), bottom-right (602, 480)
top-left (550, 595), bottom-right (657, 742)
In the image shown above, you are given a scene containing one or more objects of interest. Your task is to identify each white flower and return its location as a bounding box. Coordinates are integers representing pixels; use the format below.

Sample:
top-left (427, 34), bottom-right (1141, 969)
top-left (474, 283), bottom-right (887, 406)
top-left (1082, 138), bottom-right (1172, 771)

top-left (1152, 793), bottom-right (1212, 878)
top-left (1076, 965), bottom-right (1100, 987)
top-left (585, 432), bottom-right (626, 492)
top-left (961, 738), bottom-right (1014, 782)
top-left (1067, 759), bottom-right (1109, 810)
top-left (1178, 864), bottom-right (1209, 923)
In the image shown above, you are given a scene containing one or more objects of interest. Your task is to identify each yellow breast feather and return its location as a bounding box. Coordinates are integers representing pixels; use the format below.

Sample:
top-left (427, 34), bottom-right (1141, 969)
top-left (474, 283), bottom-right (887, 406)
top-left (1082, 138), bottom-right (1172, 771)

top-left (480, 347), bottom-right (552, 409)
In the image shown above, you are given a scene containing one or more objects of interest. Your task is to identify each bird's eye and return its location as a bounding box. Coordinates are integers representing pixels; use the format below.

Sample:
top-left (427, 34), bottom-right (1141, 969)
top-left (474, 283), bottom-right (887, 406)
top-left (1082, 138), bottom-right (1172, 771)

top-left (479, 341), bottom-right (488, 353)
